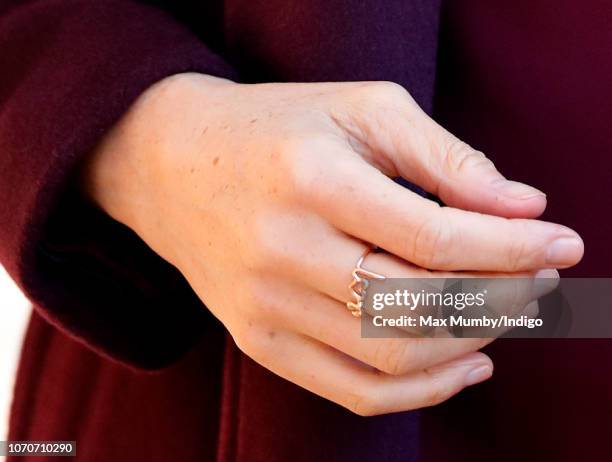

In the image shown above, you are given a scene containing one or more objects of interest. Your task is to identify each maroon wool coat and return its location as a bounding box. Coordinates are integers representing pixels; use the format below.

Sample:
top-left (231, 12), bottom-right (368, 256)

top-left (1, 1), bottom-right (611, 461)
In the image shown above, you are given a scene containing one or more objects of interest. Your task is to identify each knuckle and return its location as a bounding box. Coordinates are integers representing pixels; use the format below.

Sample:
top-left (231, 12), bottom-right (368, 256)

top-left (505, 224), bottom-right (531, 272)
top-left (507, 240), bottom-right (527, 273)
top-left (375, 340), bottom-right (413, 376)
top-left (237, 275), bottom-right (278, 320)
top-left (351, 81), bottom-right (412, 108)
top-left (441, 137), bottom-right (493, 176)
top-left (241, 278), bottom-right (285, 321)
top-left (232, 325), bottom-right (269, 361)
top-left (422, 370), bottom-right (454, 407)
top-left (282, 138), bottom-right (330, 201)
top-left (410, 213), bottom-right (454, 269)
top-left (286, 148), bottom-right (358, 208)
top-left (344, 390), bottom-right (384, 416)
top-left (230, 314), bottom-right (285, 365)
top-left (245, 214), bottom-right (291, 271)
top-left (372, 81), bottom-right (410, 101)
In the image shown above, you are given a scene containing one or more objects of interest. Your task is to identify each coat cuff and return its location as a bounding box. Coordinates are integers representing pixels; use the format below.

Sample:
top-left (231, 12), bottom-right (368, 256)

top-left (0, 0), bottom-right (237, 369)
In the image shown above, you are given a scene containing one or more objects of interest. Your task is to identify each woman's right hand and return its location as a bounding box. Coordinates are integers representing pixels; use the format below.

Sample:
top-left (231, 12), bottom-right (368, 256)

top-left (83, 74), bottom-right (583, 415)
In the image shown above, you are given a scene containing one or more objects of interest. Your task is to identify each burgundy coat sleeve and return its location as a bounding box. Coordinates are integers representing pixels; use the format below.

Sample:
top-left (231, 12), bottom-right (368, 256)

top-left (0, 0), bottom-right (237, 369)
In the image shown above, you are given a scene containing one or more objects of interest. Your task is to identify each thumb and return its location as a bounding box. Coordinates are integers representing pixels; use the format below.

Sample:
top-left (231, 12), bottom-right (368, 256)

top-left (417, 126), bottom-right (546, 218)
top-left (346, 82), bottom-right (546, 218)
top-left (392, 115), bottom-right (546, 218)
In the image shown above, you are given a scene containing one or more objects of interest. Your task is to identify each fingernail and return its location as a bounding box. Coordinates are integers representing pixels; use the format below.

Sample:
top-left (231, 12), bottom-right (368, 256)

top-left (534, 268), bottom-right (559, 279)
top-left (464, 365), bottom-right (493, 386)
top-left (522, 300), bottom-right (540, 319)
top-left (546, 237), bottom-right (584, 267)
top-left (532, 269), bottom-right (560, 298)
top-left (496, 181), bottom-right (546, 200)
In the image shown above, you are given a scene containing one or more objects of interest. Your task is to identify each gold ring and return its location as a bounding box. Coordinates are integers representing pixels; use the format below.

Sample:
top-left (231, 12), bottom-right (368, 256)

top-left (347, 247), bottom-right (386, 317)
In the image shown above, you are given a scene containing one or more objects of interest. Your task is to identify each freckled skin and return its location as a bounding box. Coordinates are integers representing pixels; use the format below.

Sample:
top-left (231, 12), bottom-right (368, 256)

top-left (83, 73), bottom-right (581, 416)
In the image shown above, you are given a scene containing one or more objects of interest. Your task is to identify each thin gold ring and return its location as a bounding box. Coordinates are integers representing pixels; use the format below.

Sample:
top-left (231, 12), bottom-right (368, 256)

top-left (346, 247), bottom-right (386, 317)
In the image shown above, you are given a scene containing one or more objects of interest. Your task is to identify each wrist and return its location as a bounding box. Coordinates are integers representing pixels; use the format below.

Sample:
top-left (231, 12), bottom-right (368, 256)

top-left (80, 72), bottom-right (233, 262)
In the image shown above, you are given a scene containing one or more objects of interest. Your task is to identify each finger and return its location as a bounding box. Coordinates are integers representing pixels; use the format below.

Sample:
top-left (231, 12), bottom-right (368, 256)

top-left (338, 81), bottom-right (546, 218)
top-left (394, 119), bottom-right (547, 218)
top-left (309, 161), bottom-right (583, 271)
top-left (255, 210), bottom-right (560, 305)
top-left (243, 328), bottom-right (493, 415)
top-left (270, 286), bottom-right (493, 375)
top-left (359, 270), bottom-right (557, 339)
top-left (460, 299), bottom-right (541, 338)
